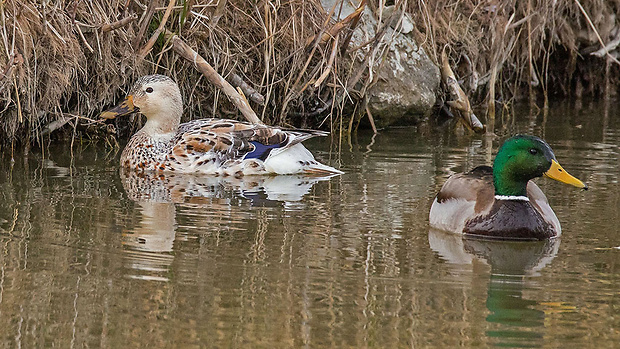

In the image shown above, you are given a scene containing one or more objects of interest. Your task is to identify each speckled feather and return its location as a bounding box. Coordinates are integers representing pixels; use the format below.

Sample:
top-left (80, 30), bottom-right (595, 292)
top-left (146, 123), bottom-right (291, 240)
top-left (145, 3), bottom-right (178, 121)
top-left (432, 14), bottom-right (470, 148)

top-left (105, 75), bottom-right (342, 176)
top-left (121, 118), bottom-right (334, 176)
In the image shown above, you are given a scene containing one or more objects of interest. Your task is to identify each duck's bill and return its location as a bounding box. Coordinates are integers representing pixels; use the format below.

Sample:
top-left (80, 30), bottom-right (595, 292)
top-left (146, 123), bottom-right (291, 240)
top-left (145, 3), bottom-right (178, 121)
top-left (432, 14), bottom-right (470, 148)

top-left (100, 95), bottom-right (136, 119)
top-left (544, 159), bottom-right (588, 190)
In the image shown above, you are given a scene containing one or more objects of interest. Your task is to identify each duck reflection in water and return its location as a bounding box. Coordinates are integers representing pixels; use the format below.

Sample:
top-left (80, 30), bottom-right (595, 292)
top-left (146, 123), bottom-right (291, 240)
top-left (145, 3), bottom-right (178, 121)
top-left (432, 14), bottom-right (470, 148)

top-left (121, 168), bottom-right (336, 281)
top-left (429, 229), bottom-right (567, 347)
top-left (121, 168), bottom-right (336, 205)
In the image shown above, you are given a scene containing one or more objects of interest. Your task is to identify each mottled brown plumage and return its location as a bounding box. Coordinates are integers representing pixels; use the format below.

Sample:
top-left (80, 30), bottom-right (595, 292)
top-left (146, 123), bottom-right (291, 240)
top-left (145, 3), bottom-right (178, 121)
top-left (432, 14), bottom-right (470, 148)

top-left (102, 75), bottom-right (343, 176)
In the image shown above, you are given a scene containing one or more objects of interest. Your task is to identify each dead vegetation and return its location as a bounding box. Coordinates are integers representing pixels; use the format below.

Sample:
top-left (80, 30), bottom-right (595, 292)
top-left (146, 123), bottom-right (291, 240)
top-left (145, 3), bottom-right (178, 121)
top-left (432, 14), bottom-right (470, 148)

top-left (0, 0), bottom-right (618, 150)
top-left (416, 0), bottom-right (620, 110)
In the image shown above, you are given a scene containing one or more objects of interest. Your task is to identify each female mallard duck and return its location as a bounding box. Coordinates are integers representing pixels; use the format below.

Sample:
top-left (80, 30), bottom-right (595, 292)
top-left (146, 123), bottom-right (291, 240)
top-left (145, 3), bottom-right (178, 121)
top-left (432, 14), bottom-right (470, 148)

top-left (101, 75), bottom-right (342, 176)
top-left (429, 135), bottom-right (587, 240)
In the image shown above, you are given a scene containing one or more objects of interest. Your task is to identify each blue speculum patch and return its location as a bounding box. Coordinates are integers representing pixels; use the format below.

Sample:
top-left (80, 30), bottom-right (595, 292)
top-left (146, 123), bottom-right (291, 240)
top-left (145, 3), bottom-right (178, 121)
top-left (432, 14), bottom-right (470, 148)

top-left (245, 141), bottom-right (284, 161)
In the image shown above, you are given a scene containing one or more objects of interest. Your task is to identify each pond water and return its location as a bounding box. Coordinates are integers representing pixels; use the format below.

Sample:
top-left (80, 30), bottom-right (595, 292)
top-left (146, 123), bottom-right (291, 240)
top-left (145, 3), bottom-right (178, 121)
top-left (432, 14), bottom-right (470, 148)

top-left (0, 100), bottom-right (619, 348)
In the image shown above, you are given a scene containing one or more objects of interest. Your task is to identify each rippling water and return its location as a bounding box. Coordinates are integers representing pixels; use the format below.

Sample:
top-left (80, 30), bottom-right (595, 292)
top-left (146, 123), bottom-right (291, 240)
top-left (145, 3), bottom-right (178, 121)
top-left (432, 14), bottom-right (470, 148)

top-left (0, 101), bottom-right (619, 347)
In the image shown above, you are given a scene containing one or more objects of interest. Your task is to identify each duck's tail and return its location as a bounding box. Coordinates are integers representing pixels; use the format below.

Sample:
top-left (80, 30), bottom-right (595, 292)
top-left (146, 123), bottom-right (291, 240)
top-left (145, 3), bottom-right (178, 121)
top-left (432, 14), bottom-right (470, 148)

top-left (302, 162), bottom-right (344, 176)
top-left (264, 143), bottom-right (343, 175)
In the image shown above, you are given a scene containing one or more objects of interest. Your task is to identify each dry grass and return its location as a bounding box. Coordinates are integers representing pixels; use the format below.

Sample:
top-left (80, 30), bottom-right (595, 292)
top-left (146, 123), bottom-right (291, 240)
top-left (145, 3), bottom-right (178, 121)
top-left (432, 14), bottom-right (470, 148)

top-left (0, 0), bottom-right (340, 146)
top-left (412, 0), bottom-right (620, 106)
top-left (0, 0), bottom-right (618, 148)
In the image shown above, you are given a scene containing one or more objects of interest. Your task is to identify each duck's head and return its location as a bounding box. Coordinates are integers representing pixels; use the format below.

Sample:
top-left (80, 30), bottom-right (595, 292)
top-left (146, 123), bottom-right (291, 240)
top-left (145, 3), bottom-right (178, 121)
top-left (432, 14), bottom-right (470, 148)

top-left (101, 75), bottom-right (183, 135)
top-left (493, 135), bottom-right (587, 196)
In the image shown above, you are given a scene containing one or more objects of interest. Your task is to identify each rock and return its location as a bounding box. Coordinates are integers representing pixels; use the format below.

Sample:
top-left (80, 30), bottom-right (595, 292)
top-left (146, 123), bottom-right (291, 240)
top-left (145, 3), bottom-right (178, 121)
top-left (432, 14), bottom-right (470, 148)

top-left (320, 1), bottom-right (440, 127)
top-left (382, 5), bottom-right (414, 33)
top-left (365, 29), bottom-right (440, 127)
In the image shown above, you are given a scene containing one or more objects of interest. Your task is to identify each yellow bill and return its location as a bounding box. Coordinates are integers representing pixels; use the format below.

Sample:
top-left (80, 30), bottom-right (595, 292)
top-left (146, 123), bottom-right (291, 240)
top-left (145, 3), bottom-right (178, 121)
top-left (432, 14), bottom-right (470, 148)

top-left (100, 95), bottom-right (136, 119)
top-left (544, 159), bottom-right (588, 190)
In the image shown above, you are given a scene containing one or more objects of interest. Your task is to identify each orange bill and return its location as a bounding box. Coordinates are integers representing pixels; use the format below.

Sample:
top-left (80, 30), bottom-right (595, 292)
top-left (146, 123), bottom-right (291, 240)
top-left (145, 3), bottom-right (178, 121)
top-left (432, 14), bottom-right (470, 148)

top-left (544, 159), bottom-right (588, 190)
top-left (100, 95), bottom-right (136, 119)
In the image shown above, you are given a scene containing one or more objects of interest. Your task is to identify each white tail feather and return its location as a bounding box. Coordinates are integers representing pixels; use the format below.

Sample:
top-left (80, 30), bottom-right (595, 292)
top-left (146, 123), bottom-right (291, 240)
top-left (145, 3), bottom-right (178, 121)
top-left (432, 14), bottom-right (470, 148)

top-left (264, 143), bottom-right (342, 175)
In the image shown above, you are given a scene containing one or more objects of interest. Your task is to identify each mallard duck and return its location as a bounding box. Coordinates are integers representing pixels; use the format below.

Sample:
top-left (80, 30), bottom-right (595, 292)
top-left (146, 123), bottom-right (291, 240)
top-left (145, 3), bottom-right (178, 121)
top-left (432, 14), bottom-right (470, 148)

top-left (101, 74), bottom-right (342, 176)
top-left (429, 135), bottom-right (587, 240)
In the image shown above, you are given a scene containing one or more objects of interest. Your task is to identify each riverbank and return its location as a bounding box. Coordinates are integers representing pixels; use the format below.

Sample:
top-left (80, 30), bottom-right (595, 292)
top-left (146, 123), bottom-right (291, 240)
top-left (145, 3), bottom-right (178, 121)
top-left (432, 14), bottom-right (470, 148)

top-left (0, 0), bottom-right (618, 151)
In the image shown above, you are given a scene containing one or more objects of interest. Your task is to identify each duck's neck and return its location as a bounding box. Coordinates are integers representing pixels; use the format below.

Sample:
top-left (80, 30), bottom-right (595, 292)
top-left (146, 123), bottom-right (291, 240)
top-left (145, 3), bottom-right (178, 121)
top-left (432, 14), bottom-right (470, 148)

top-left (493, 166), bottom-right (529, 197)
top-left (492, 146), bottom-right (535, 197)
top-left (140, 111), bottom-right (181, 140)
top-left (493, 176), bottom-right (528, 197)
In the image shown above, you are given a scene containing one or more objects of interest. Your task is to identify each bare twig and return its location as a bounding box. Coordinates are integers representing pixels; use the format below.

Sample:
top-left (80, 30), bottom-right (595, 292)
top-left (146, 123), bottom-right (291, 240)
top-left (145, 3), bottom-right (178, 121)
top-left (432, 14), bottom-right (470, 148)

top-left (574, 0), bottom-right (620, 66)
top-left (591, 31), bottom-right (620, 58)
top-left (165, 32), bottom-right (263, 125)
top-left (276, 0), bottom-right (339, 121)
top-left (13, 76), bottom-right (22, 123)
top-left (441, 49), bottom-right (484, 133)
top-left (230, 73), bottom-right (265, 105)
top-left (506, 14), bottom-right (533, 32)
top-left (134, 0), bottom-right (157, 47)
top-left (138, 0), bottom-right (176, 58)
top-left (314, 36), bottom-right (339, 88)
top-left (101, 14), bottom-right (137, 33)
top-left (45, 20), bottom-right (67, 44)
top-left (295, 2), bottom-right (338, 89)
top-left (40, 113), bottom-right (108, 136)
top-left (0, 53), bottom-right (23, 85)
top-left (364, 96), bottom-right (377, 134)
top-left (76, 22), bottom-right (94, 53)
top-left (211, 0), bottom-right (227, 27)
top-left (306, 0), bottom-right (365, 48)
top-left (346, 8), bottom-right (399, 90)
top-left (340, 0), bottom-right (366, 54)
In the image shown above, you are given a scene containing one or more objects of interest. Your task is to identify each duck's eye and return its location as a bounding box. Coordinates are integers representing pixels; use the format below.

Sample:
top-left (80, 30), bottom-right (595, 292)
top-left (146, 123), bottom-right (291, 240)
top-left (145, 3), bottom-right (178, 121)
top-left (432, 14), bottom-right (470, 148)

top-left (529, 148), bottom-right (538, 155)
top-left (145, 87), bottom-right (153, 93)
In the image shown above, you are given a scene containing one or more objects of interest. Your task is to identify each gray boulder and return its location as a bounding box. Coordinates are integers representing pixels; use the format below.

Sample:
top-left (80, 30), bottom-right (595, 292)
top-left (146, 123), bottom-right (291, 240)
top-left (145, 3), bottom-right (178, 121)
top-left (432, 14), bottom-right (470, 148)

top-left (321, 1), bottom-right (440, 127)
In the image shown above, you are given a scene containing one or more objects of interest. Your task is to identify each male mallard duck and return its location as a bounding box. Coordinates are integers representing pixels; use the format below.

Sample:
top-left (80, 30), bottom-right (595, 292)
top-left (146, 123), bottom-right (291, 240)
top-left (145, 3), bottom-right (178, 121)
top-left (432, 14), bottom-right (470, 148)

top-left (101, 75), bottom-right (342, 176)
top-left (429, 135), bottom-right (587, 240)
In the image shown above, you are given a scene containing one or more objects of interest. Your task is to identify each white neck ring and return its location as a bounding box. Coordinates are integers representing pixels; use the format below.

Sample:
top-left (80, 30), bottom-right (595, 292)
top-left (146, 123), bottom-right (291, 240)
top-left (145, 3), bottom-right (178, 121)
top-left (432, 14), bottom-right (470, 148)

top-left (494, 195), bottom-right (530, 201)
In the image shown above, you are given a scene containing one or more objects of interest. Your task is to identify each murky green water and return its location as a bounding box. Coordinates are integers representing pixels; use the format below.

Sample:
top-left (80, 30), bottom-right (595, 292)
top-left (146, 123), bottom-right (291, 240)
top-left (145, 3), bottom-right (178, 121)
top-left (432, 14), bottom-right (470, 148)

top-left (1, 101), bottom-right (619, 348)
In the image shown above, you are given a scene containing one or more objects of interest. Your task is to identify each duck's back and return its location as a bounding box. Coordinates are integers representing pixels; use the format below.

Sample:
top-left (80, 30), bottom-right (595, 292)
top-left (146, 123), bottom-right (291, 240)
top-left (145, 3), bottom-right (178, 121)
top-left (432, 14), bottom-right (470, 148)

top-left (429, 166), bottom-right (494, 233)
top-left (167, 118), bottom-right (260, 174)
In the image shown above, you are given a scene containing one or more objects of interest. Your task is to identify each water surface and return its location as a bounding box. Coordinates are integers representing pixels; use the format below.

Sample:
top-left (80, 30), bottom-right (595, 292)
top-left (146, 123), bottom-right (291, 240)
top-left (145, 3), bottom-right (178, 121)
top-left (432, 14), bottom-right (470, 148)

top-left (0, 101), bottom-right (619, 347)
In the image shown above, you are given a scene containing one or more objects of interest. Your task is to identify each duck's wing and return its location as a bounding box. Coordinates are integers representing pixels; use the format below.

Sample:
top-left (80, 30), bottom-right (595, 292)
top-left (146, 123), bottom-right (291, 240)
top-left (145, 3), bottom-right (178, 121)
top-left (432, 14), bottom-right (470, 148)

top-left (166, 119), bottom-right (330, 174)
top-left (429, 166), bottom-right (495, 233)
top-left (165, 119), bottom-right (251, 173)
